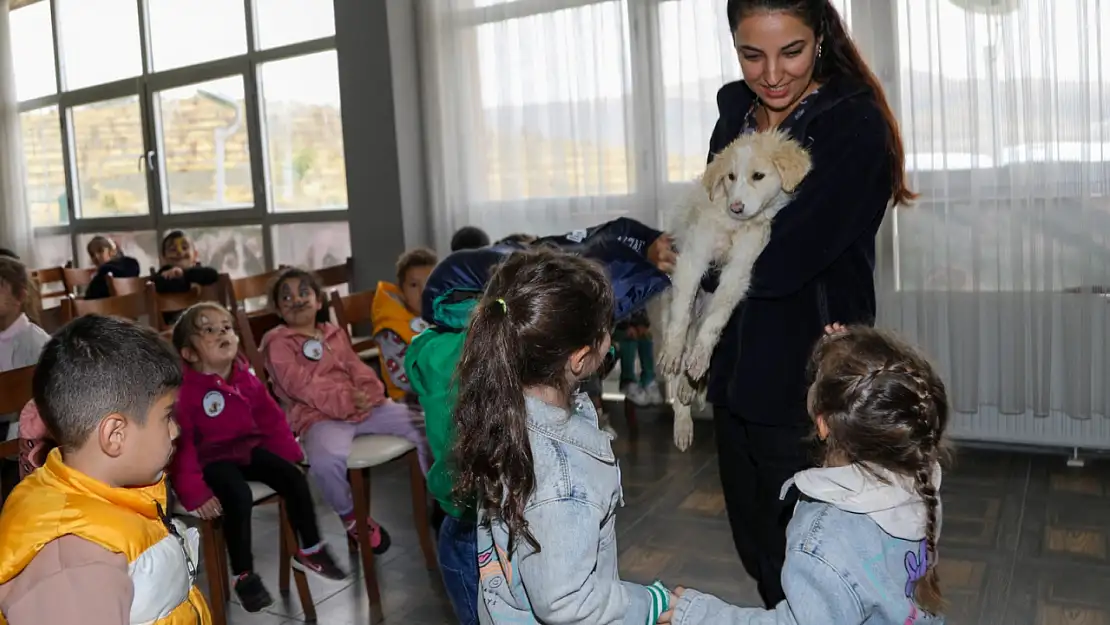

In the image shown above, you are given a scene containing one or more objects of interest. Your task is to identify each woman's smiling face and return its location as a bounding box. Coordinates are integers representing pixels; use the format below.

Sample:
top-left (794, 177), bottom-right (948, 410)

top-left (734, 9), bottom-right (820, 112)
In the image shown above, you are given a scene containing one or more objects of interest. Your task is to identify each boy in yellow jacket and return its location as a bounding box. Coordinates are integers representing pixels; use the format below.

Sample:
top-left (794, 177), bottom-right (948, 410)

top-left (0, 315), bottom-right (211, 625)
top-left (372, 248), bottom-right (437, 402)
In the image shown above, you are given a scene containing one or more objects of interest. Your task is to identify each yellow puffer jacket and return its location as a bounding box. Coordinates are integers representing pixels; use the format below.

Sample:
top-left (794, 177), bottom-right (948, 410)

top-left (0, 450), bottom-right (211, 625)
top-left (371, 281), bottom-right (429, 401)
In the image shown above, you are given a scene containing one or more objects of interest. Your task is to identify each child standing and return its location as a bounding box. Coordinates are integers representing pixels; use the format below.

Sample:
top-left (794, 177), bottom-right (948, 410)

top-left (0, 315), bottom-right (211, 624)
top-left (660, 324), bottom-right (950, 625)
top-left (260, 268), bottom-right (431, 553)
top-left (84, 235), bottom-right (141, 300)
top-left (453, 249), bottom-right (671, 624)
top-left (372, 247), bottom-right (437, 402)
top-left (168, 303), bottom-right (345, 613)
top-left (614, 310), bottom-right (662, 406)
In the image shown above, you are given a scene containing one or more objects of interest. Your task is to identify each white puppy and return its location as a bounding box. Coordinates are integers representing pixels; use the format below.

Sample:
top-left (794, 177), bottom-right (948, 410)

top-left (660, 129), bottom-right (812, 450)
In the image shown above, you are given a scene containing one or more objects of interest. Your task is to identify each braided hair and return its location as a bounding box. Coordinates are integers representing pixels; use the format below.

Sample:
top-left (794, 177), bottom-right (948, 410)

top-left (807, 326), bottom-right (951, 615)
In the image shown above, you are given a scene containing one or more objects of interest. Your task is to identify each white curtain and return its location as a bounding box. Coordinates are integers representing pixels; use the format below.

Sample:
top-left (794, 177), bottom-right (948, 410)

top-left (0, 0), bottom-right (32, 263)
top-left (879, 0), bottom-right (1110, 445)
top-left (419, 0), bottom-right (1110, 445)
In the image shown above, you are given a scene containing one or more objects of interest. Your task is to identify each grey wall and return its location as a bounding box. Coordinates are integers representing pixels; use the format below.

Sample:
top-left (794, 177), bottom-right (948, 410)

top-left (333, 0), bottom-right (430, 292)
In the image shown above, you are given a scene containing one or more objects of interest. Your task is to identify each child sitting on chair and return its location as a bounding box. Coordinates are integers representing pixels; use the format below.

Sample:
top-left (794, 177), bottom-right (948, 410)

top-left (0, 315), bottom-right (212, 624)
top-left (260, 268), bottom-right (432, 554)
top-left (153, 230), bottom-right (221, 295)
top-left (372, 248), bottom-right (437, 402)
top-left (84, 235), bottom-right (141, 300)
top-left (168, 302), bottom-right (346, 613)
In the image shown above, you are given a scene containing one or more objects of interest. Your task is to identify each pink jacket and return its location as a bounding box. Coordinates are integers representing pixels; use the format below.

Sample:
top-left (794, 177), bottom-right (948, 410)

top-left (260, 323), bottom-right (387, 436)
top-left (17, 400), bottom-right (53, 480)
top-left (169, 357), bottom-right (304, 511)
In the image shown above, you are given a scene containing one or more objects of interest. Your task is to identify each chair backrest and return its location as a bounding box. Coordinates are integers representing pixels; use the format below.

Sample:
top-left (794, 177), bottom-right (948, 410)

top-left (235, 309), bottom-right (283, 386)
top-left (0, 365), bottom-right (35, 463)
top-left (331, 288), bottom-right (374, 334)
top-left (314, 257), bottom-right (354, 290)
top-left (62, 284), bottom-right (158, 328)
top-left (32, 266), bottom-right (68, 300)
top-left (229, 269), bottom-right (283, 314)
top-left (62, 267), bottom-right (95, 295)
top-left (107, 275), bottom-right (149, 296)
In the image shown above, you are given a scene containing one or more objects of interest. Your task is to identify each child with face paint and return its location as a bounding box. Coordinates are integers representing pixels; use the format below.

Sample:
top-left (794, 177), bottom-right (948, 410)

top-left (168, 302), bottom-right (346, 613)
top-left (260, 268), bottom-right (432, 553)
top-left (153, 231), bottom-right (221, 295)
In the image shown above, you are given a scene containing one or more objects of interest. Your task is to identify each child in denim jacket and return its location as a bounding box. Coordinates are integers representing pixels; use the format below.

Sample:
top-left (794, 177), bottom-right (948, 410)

top-left (661, 324), bottom-right (950, 625)
top-left (452, 249), bottom-right (671, 625)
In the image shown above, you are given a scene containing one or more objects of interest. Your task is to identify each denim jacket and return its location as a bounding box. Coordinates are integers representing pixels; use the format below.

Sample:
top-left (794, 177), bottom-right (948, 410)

top-left (672, 463), bottom-right (946, 625)
top-left (476, 393), bottom-right (657, 624)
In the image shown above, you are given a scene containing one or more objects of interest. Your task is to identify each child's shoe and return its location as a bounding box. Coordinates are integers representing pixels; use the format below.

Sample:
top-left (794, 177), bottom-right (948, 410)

top-left (345, 517), bottom-right (392, 555)
top-left (293, 544), bottom-right (347, 581)
top-left (234, 572), bottom-right (274, 612)
top-left (597, 410), bottom-right (618, 440)
top-left (642, 380), bottom-right (664, 405)
top-left (621, 382), bottom-right (650, 406)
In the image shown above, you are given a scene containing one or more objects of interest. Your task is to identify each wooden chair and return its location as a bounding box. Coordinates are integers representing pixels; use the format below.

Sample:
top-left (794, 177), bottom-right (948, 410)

top-left (171, 310), bottom-right (316, 625)
top-left (330, 289), bottom-right (380, 359)
top-left (151, 277), bottom-right (232, 332)
top-left (236, 310), bottom-right (437, 620)
top-left (31, 266), bottom-right (68, 301)
top-left (61, 267), bottom-right (95, 296)
top-left (0, 365), bottom-right (35, 501)
top-left (107, 275), bottom-right (149, 296)
top-left (61, 286), bottom-right (158, 327)
top-left (235, 310), bottom-right (284, 385)
top-left (228, 269), bottom-right (283, 315)
top-left (313, 257), bottom-right (354, 290)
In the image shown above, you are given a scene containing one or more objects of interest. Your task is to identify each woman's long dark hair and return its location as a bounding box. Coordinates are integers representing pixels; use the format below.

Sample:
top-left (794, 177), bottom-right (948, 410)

top-left (808, 326), bottom-right (952, 614)
top-left (727, 0), bottom-right (916, 205)
top-left (452, 249), bottom-right (614, 552)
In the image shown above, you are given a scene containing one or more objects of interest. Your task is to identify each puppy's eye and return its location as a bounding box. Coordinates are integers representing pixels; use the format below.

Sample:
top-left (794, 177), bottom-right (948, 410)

top-left (727, 173), bottom-right (736, 182)
top-left (752, 172), bottom-right (766, 181)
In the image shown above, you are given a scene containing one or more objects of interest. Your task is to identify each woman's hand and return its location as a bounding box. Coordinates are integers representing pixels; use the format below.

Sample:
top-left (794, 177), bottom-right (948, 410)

top-left (193, 497), bottom-right (223, 520)
top-left (648, 234), bottom-right (677, 274)
top-left (657, 586), bottom-right (686, 623)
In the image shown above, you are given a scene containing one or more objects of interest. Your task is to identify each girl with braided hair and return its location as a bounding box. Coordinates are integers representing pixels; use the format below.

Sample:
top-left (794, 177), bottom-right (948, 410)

top-left (660, 324), bottom-right (950, 625)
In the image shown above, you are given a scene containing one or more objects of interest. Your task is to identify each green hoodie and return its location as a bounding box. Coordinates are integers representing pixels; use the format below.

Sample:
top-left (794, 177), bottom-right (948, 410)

top-left (405, 297), bottom-right (478, 520)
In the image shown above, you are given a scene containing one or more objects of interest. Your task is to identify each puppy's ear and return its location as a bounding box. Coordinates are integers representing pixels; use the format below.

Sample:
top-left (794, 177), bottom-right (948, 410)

top-left (771, 139), bottom-right (813, 193)
top-left (702, 156), bottom-right (730, 202)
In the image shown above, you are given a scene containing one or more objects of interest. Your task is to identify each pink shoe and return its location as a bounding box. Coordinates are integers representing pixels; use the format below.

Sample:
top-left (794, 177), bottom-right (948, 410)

top-left (344, 517), bottom-right (392, 555)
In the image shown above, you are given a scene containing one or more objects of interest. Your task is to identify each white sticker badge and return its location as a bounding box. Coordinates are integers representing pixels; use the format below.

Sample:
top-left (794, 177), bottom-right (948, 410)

top-left (410, 317), bottom-right (431, 334)
top-left (203, 391), bottom-right (225, 418)
top-left (302, 338), bottom-right (324, 361)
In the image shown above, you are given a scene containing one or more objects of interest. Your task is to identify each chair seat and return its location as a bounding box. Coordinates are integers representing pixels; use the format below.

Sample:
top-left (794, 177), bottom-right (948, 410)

top-left (356, 345), bottom-right (380, 360)
top-left (172, 481), bottom-right (277, 516)
top-left (347, 435), bottom-right (415, 470)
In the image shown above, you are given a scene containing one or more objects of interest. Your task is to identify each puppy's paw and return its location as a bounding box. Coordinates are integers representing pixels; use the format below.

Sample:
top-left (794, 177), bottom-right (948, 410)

top-left (673, 409), bottom-right (694, 452)
top-left (658, 339), bottom-right (685, 376)
top-left (684, 342), bottom-right (713, 381)
top-left (675, 374), bottom-right (699, 404)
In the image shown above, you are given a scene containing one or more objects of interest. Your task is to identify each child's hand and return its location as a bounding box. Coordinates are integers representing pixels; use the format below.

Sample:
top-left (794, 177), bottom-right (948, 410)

top-left (824, 322), bottom-right (847, 336)
top-left (648, 233), bottom-right (677, 274)
top-left (193, 497), bottom-right (223, 520)
top-left (353, 390), bottom-right (372, 413)
top-left (657, 586), bottom-right (685, 623)
top-left (161, 266), bottom-right (184, 279)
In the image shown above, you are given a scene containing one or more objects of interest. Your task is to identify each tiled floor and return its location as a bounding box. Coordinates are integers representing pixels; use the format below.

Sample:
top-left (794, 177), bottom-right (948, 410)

top-left (198, 405), bottom-right (1110, 624)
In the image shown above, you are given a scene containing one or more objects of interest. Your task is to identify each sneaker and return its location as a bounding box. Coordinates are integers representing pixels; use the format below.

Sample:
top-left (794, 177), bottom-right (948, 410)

top-left (642, 380), bottom-right (664, 405)
top-left (621, 382), bottom-right (650, 406)
top-left (293, 545), bottom-right (347, 581)
top-left (345, 517), bottom-right (393, 555)
top-left (234, 572), bottom-right (274, 613)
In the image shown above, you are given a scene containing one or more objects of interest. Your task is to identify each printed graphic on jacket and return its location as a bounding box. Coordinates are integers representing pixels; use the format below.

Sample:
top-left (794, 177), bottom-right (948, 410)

top-left (903, 539), bottom-right (928, 624)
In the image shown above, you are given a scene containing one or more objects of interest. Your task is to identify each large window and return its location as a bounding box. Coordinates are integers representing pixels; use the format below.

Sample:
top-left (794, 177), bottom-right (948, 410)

top-left (12, 0), bottom-right (347, 273)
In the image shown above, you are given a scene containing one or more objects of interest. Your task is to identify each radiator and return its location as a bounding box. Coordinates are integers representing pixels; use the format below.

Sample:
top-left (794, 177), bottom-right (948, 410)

top-left (950, 406), bottom-right (1110, 450)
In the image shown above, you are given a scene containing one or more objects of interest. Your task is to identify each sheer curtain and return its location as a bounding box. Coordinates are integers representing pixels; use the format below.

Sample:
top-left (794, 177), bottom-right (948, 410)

top-left (418, 0), bottom-right (1110, 446)
top-left (881, 0), bottom-right (1110, 446)
top-left (0, 0), bottom-right (32, 262)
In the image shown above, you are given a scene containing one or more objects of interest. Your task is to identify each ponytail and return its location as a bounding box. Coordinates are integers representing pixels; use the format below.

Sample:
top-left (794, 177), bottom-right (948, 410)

top-left (912, 462), bottom-right (945, 614)
top-left (452, 296), bottom-right (539, 552)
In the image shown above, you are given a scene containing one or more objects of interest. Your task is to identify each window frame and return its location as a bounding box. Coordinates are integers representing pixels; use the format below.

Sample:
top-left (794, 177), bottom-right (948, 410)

top-left (16, 0), bottom-right (348, 270)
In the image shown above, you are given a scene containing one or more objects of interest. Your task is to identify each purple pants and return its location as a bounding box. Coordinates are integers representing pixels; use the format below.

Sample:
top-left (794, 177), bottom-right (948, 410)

top-left (301, 400), bottom-right (431, 517)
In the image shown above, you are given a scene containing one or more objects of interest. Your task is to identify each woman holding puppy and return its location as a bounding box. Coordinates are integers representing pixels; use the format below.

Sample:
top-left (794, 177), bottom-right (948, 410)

top-left (703, 0), bottom-right (913, 608)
